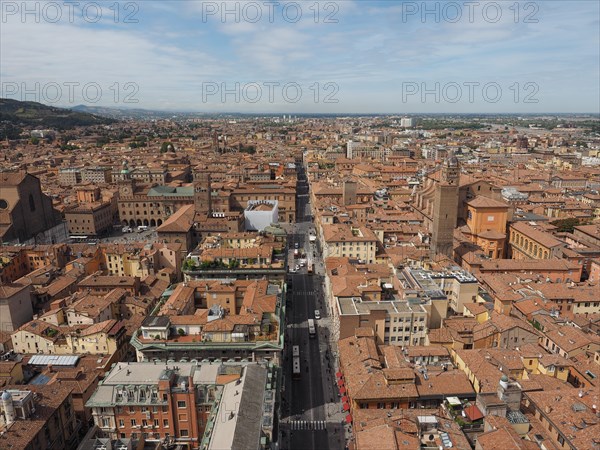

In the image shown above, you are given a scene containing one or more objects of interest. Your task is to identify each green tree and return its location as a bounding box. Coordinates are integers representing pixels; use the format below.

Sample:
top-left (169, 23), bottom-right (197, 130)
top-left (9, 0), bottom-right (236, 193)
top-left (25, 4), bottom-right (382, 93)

top-left (161, 142), bottom-right (174, 153)
top-left (550, 217), bottom-right (581, 233)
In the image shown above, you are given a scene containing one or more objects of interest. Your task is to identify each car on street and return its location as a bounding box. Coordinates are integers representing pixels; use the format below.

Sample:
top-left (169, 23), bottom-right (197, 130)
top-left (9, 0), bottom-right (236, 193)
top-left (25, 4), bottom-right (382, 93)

top-left (314, 309), bottom-right (321, 320)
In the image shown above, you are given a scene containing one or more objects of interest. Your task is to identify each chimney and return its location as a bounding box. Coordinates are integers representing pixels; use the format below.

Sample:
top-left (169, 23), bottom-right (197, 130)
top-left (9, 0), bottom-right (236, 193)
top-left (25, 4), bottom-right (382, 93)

top-left (545, 405), bottom-right (552, 414)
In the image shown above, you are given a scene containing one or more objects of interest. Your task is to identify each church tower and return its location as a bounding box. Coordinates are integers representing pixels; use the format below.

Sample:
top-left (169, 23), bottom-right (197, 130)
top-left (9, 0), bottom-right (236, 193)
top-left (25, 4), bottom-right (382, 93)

top-left (431, 153), bottom-right (460, 258)
top-left (194, 172), bottom-right (212, 216)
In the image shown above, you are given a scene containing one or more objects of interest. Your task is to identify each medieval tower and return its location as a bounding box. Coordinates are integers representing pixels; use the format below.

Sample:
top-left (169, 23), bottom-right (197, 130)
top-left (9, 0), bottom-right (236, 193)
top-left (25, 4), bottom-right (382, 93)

top-left (431, 153), bottom-right (460, 258)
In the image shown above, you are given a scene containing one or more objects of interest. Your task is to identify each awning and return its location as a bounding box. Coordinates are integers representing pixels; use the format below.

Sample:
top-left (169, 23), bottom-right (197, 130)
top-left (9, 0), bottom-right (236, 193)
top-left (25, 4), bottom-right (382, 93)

top-left (341, 396), bottom-right (349, 403)
top-left (343, 402), bottom-right (350, 411)
top-left (337, 378), bottom-right (345, 387)
top-left (339, 386), bottom-right (347, 394)
top-left (336, 371), bottom-right (343, 378)
top-left (345, 414), bottom-right (352, 424)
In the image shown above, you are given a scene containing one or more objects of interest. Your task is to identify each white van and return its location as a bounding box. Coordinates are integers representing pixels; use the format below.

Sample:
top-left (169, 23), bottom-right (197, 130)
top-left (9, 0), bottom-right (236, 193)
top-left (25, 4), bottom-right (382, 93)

top-left (137, 225), bottom-right (148, 233)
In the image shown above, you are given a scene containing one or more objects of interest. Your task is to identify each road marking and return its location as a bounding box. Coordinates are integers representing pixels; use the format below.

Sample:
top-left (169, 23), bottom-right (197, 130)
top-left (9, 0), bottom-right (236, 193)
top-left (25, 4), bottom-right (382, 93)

top-left (290, 420), bottom-right (327, 431)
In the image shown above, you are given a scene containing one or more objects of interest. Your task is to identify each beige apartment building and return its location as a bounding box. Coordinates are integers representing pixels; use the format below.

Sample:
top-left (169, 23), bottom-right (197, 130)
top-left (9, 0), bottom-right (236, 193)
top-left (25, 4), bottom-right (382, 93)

top-left (102, 242), bottom-right (182, 282)
top-left (336, 298), bottom-right (428, 346)
top-left (322, 224), bottom-right (378, 263)
top-left (11, 318), bottom-right (127, 357)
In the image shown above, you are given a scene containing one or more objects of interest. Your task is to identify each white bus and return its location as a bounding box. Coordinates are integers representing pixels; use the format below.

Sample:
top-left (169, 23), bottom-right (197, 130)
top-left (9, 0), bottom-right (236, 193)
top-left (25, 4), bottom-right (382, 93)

top-left (308, 319), bottom-right (316, 338)
top-left (292, 356), bottom-right (301, 379)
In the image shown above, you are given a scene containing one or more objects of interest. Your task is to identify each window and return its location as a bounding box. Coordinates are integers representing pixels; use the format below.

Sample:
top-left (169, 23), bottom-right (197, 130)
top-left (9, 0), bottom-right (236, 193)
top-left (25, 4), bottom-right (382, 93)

top-left (178, 413), bottom-right (187, 421)
top-left (102, 418), bottom-right (110, 427)
top-left (180, 429), bottom-right (189, 437)
top-left (119, 419), bottom-right (125, 428)
top-left (131, 419), bottom-right (137, 427)
top-left (163, 419), bottom-right (169, 428)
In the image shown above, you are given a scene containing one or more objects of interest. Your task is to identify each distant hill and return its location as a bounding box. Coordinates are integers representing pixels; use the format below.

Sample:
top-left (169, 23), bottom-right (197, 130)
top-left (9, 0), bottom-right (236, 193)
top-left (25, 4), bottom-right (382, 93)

top-left (71, 104), bottom-right (200, 120)
top-left (0, 98), bottom-right (117, 130)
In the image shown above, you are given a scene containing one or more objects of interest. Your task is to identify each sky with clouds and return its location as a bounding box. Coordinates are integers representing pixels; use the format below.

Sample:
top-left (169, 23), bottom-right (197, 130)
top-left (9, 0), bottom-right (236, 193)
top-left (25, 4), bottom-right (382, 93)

top-left (1, 0), bottom-right (599, 113)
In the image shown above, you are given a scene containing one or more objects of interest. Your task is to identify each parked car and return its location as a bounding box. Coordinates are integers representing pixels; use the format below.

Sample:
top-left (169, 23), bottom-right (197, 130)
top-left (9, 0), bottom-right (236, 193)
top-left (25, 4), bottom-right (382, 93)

top-left (314, 310), bottom-right (321, 320)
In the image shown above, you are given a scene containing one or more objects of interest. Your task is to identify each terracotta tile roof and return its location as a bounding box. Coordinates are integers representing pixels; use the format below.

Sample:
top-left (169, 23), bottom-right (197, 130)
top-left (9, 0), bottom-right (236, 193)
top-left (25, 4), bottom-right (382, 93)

top-left (415, 369), bottom-right (475, 398)
top-left (525, 389), bottom-right (600, 450)
top-left (466, 196), bottom-right (509, 209)
top-left (510, 222), bottom-right (564, 248)
top-left (544, 326), bottom-right (597, 353)
top-left (355, 425), bottom-right (419, 450)
top-left (156, 204), bottom-right (195, 233)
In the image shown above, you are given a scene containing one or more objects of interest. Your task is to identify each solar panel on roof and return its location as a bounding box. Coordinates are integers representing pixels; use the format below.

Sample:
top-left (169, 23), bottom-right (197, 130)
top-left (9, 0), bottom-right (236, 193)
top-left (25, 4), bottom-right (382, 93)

top-left (440, 432), bottom-right (453, 448)
top-left (29, 373), bottom-right (51, 385)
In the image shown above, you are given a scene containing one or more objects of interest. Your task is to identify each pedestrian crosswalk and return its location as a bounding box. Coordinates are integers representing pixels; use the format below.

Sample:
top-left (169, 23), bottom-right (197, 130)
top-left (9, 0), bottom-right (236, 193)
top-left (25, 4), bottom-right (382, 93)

top-left (289, 420), bottom-right (327, 430)
top-left (293, 291), bottom-right (315, 296)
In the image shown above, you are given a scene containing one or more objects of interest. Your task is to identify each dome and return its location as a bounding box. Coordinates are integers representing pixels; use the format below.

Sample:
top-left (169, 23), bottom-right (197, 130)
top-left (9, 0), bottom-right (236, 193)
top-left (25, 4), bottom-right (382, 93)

top-left (1, 390), bottom-right (12, 401)
top-left (500, 375), bottom-right (509, 383)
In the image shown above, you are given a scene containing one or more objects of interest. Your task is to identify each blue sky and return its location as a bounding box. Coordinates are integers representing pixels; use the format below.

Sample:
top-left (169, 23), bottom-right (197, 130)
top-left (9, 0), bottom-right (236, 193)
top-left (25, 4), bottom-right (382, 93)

top-left (1, 0), bottom-right (599, 113)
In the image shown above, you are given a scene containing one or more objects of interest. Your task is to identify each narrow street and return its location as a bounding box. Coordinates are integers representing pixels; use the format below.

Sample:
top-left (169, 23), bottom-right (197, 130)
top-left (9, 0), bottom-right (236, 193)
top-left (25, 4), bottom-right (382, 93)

top-left (279, 162), bottom-right (345, 450)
